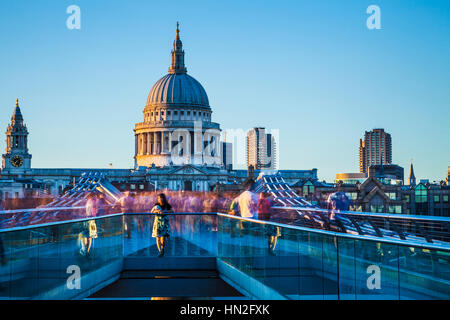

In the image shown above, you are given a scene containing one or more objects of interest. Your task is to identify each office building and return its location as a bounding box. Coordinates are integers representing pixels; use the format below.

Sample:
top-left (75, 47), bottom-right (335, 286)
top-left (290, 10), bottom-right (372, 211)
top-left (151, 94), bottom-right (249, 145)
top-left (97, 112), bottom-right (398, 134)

top-left (359, 128), bottom-right (392, 173)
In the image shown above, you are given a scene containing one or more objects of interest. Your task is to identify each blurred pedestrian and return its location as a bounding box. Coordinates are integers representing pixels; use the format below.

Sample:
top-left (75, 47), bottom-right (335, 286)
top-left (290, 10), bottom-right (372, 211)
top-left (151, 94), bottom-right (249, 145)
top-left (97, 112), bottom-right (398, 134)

top-left (237, 181), bottom-right (258, 219)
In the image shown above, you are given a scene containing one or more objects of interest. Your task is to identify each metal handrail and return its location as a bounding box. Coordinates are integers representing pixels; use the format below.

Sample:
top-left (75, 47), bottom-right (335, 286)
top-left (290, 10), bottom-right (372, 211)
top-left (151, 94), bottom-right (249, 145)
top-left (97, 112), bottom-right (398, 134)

top-left (272, 206), bottom-right (450, 244)
top-left (0, 206), bottom-right (86, 215)
top-left (123, 212), bottom-right (218, 216)
top-left (272, 206), bottom-right (450, 222)
top-left (217, 213), bottom-right (450, 252)
top-left (0, 211), bottom-right (218, 233)
top-left (2, 209), bottom-right (450, 251)
top-left (0, 213), bottom-right (124, 233)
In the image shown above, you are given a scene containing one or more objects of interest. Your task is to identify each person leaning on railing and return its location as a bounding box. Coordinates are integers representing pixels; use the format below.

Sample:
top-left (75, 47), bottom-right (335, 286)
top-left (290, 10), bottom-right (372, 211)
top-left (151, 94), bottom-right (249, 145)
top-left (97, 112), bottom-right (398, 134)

top-left (151, 193), bottom-right (173, 258)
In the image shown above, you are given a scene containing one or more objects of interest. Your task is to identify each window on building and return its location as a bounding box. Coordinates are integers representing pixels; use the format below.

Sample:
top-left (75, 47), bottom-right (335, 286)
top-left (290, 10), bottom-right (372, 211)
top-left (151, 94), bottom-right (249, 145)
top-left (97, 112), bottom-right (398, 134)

top-left (415, 184), bottom-right (428, 203)
top-left (345, 192), bottom-right (357, 200)
top-left (388, 205), bottom-right (402, 214)
top-left (370, 205), bottom-right (384, 213)
top-left (434, 195), bottom-right (440, 203)
top-left (387, 192), bottom-right (396, 200)
top-left (139, 184), bottom-right (144, 190)
top-left (405, 194), bottom-right (410, 202)
top-left (130, 184), bottom-right (136, 190)
top-left (444, 195), bottom-right (449, 203)
top-left (303, 181), bottom-right (314, 196)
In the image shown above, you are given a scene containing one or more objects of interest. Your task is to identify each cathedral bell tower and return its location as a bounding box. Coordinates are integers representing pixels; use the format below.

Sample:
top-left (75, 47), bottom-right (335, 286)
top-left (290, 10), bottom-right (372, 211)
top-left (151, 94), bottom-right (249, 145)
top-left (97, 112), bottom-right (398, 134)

top-left (2, 99), bottom-right (32, 174)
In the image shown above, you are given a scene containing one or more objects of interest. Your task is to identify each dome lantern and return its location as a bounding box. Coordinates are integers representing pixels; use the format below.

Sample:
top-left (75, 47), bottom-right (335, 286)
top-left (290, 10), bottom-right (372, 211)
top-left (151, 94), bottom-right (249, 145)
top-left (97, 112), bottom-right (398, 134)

top-left (169, 22), bottom-right (187, 74)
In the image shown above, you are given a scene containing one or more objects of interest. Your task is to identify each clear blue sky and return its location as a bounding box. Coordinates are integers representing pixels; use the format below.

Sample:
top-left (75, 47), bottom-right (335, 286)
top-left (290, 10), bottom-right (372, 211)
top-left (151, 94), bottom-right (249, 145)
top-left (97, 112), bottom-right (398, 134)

top-left (0, 0), bottom-right (449, 182)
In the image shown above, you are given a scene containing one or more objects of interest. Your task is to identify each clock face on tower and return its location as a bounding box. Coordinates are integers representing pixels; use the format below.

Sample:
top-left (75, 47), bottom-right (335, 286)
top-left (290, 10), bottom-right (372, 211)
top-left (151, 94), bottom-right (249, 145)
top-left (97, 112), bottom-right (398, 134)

top-left (11, 155), bottom-right (24, 168)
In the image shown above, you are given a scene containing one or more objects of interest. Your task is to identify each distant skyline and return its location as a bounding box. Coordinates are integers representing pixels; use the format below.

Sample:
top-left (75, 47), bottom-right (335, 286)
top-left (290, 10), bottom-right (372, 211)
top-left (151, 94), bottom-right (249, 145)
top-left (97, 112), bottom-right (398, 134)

top-left (0, 0), bottom-right (449, 182)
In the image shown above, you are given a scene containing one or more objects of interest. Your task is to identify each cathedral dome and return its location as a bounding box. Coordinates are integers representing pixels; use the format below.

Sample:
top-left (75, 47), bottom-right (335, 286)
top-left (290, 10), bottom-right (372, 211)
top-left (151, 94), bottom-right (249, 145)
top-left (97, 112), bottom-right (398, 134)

top-left (146, 23), bottom-right (210, 109)
top-left (146, 73), bottom-right (209, 108)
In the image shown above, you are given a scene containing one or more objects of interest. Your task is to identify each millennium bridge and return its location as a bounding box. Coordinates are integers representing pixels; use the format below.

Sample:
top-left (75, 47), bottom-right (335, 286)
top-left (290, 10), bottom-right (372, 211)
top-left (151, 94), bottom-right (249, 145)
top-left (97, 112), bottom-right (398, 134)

top-left (0, 172), bottom-right (449, 299)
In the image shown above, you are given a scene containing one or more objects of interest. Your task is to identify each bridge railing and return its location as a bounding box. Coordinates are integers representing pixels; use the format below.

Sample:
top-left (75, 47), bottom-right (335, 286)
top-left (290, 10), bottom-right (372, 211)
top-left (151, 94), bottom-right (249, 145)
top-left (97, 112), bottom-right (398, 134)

top-left (217, 213), bottom-right (450, 300)
top-left (0, 211), bottom-right (123, 300)
top-left (271, 206), bottom-right (450, 245)
top-left (1, 209), bottom-right (449, 300)
top-left (0, 211), bottom-right (219, 299)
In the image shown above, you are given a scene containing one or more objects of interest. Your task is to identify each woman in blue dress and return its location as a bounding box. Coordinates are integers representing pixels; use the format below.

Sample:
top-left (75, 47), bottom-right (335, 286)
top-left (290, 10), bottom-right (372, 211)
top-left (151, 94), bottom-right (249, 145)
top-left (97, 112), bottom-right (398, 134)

top-left (151, 193), bottom-right (173, 257)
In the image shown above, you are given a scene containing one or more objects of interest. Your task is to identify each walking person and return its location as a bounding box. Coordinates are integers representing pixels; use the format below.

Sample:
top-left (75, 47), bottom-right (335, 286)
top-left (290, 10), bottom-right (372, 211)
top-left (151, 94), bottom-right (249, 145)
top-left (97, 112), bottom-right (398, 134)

top-left (229, 196), bottom-right (240, 216)
top-left (97, 194), bottom-right (107, 216)
top-left (120, 192), bottom-right (135, 238)
top-left (85, 193), bottom-right (96, 217)
top-left (151, 193), bottom-right (173, 257)
top-left (79, 193), bottom-right (98, 257)
top-left (257, 192), bottom-right (281, 255)
top-left (237, 181), bottom-right (258, 219)
top-left (257, 192), bottom-right (272, 221)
